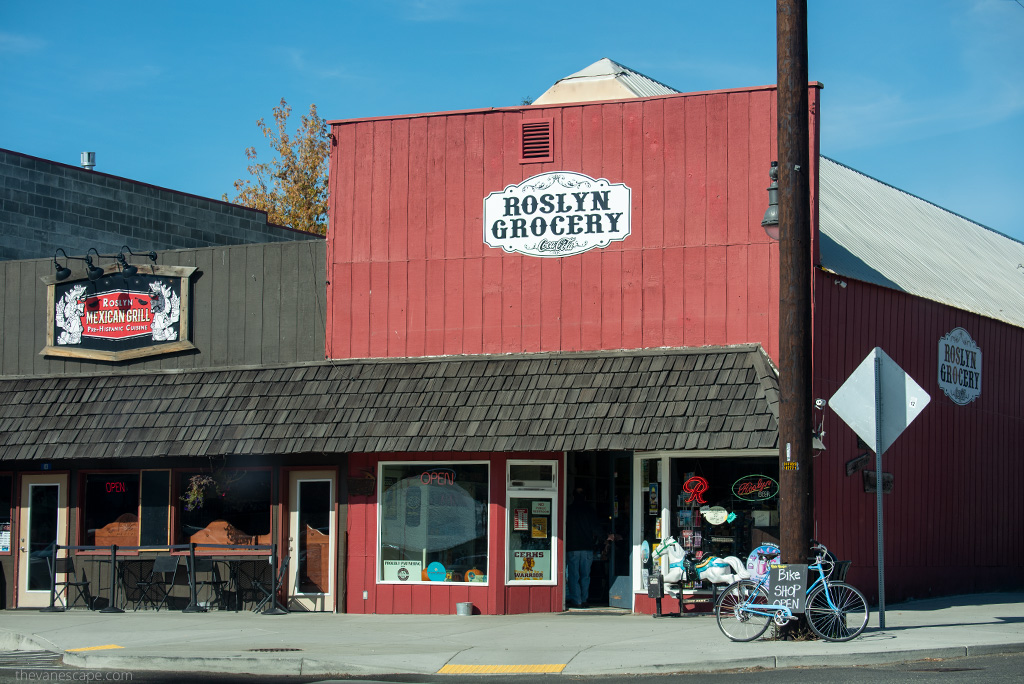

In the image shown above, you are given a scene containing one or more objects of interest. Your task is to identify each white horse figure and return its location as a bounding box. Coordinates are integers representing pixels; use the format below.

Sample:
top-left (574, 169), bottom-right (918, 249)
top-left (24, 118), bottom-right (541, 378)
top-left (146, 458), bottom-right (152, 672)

top-left (654, 536), bottom-right (750, 589)
top-left (653, 536), bottom-right (689, 585)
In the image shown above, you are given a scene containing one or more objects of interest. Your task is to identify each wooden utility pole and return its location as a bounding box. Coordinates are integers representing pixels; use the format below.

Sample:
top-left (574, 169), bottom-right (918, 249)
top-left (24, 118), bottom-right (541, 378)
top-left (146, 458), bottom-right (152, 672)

top-left (776, 0), bottom-right (814, 564)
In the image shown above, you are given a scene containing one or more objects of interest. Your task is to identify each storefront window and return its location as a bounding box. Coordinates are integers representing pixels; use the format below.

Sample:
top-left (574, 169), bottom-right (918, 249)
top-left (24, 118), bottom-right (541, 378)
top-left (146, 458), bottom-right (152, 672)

top-left (0, 475), bottom-right (11, 553)
top-left (506, 460), bottom-right (557, 584)
top-left (640, 456), bottom-right (779, 592)
top-left (83, 473), bottom-right (140, 547)
top-left (378, 462), bottom-right (488, 583)
top-left (178, 470), bottom-right (271, 546)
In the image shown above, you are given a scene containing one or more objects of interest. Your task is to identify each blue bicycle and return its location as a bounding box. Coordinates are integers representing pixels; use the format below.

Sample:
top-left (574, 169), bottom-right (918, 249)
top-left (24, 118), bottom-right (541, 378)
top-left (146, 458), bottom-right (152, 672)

top-left (715, 541), bottom-right (869, 642)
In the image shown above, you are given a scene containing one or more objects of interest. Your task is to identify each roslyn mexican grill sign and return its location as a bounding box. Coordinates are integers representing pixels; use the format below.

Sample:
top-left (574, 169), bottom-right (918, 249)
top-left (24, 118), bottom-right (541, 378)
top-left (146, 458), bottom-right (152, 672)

top-left (42, 265), bottom-right (196, 362)
top-left (483, 171), bottom-right (631, 257)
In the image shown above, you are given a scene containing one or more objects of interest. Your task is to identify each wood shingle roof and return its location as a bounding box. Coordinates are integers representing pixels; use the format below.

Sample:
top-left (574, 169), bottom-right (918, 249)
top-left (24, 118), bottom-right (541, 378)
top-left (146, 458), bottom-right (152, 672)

top-left (0, 346), bottom-right (779, 461)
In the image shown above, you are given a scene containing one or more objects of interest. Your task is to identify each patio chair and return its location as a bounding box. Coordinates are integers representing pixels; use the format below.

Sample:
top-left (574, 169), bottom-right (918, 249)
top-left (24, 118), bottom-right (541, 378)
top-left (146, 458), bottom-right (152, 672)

top-left (233, 558), bottom-right (272, 611)
top-left (253, 556), bottom-right (290, 613)
top-left (133, 556), bottom-right (180, 611)
top-left (50, 557), bottom-right (93, 609)
top-left (192, 558), bottom-right (229, 610)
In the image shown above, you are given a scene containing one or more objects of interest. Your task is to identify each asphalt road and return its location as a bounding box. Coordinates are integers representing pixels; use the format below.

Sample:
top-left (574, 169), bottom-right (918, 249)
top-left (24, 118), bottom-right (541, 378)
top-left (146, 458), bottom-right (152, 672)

top-left (1, 651), bottom-right (1023, 684)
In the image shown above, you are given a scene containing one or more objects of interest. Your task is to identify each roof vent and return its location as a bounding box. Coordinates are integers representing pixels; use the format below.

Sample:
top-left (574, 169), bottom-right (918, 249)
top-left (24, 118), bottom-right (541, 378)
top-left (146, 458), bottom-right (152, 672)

top-left (80, 152), bottom-right (96, 170)
top-left (520, 119), bottom-right (553, 164)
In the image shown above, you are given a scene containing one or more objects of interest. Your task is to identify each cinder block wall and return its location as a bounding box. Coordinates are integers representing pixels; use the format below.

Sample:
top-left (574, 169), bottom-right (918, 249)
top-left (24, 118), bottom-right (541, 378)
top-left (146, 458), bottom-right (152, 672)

top-left (1, 148), bottom-right (311, 261)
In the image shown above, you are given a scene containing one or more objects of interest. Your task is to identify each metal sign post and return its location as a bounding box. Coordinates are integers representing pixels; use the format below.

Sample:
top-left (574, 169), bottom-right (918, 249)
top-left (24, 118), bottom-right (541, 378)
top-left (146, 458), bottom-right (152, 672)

top-left (830, 347), bottom-right (930, 629)
top-left (872, 353), bottom-right (885, 627)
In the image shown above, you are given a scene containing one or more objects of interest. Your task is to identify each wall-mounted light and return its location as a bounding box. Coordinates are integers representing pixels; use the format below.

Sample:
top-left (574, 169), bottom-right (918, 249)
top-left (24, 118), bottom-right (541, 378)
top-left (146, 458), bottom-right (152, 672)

top-left (85, 249), bottom-right (107, 280)
top-left (761, 161), bottom-right (779, 240)
top-left (52, 248), bottom-right (103, 281)
top-left (53, 246), bottom-right (159, 282)
top-left (117, 245), bottom-right (157, 277)
top-left (834, 279), bottom-right (847, 288)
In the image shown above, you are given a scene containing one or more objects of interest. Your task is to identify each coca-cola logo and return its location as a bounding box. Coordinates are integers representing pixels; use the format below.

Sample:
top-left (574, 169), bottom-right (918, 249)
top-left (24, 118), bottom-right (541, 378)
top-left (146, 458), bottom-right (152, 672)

top-left (483, 171), bottom-right (631, 257)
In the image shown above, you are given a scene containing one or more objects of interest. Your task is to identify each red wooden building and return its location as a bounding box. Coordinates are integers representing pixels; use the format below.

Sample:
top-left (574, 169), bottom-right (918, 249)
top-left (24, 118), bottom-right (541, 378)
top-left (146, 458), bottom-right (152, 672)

top-left (325, 59), bottom-right (1024, 615)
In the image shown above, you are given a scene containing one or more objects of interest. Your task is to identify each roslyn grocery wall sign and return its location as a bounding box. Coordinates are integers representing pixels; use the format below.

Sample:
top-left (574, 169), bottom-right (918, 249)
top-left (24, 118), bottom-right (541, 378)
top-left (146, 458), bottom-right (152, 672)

top-left (483, 171), bottom-right (631, 257)
top-left (41, 265), bottom-right (196, 362)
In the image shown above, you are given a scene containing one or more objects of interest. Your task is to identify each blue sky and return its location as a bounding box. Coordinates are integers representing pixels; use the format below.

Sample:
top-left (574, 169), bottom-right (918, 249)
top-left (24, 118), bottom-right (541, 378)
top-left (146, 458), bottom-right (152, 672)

top-left (2, 0), bottom-right (1022, 242)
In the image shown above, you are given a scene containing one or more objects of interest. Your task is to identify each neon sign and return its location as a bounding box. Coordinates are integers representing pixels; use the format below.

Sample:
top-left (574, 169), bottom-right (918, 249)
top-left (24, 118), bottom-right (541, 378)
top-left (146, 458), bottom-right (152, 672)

top-left (731, 475), bottom-right (779, 501)
top-left (420, 468), bottom-right (456, 486)
top-left (682, 476), bottom-right (709, 504)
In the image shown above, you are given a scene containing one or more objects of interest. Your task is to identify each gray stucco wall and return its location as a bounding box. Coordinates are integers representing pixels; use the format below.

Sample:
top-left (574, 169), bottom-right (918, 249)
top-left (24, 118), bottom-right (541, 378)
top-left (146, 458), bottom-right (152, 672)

top-left (1, 148), bottom-right (313, 261)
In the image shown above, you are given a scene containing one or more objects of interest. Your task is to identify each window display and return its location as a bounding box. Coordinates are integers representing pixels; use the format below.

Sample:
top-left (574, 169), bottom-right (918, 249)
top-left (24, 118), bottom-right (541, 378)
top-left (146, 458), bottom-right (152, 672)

top-left (506, 460), bottom-right (557, 584)
top-left (641, 457), bottom-right (779, 593)
top-left (378, 463), bottom-right (488, 583)
top-left (83, 473), bottom-right (140, 547)
top-left (178, 470), bottom-right (271, 546)
top-left (0, 474), bottom-right (12, 553)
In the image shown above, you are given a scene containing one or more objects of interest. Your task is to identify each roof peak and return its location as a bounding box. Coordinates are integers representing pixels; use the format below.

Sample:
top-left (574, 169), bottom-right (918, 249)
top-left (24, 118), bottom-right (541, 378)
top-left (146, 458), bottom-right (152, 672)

top-left (532, 58), bottom-right (679, 105)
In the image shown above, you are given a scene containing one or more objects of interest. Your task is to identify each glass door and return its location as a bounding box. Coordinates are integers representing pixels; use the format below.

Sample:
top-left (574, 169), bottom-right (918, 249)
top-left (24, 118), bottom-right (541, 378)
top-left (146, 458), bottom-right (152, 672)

top-left (17, 474), bottom-right (68, 608)
top-left (287, 471), bottom-right (335, 611)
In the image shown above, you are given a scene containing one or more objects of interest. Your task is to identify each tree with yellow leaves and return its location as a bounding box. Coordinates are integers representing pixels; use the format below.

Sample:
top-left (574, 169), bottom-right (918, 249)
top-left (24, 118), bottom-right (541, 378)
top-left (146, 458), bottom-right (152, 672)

top-left (225, 98), bottom-right (329, 235)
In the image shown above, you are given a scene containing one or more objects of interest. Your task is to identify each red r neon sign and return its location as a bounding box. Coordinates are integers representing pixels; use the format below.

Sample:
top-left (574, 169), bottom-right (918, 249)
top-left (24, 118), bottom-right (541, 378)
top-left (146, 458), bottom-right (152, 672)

top-left (682, 476), bottom-right (709, 504)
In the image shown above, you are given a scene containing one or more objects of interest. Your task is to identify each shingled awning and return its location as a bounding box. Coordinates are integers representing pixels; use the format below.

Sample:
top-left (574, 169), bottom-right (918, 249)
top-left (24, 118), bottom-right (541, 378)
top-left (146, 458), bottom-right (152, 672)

top-left (0, 345), bottom-right (779, 461)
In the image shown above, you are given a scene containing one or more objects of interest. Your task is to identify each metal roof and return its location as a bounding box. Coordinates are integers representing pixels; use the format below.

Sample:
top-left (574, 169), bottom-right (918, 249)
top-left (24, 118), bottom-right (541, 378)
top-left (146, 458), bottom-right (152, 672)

top-left (532, 58), bottom-right (679, 104)
top-left (0, 346), bottom-right (779, 461)
top-left (819, 156), bottom-right (1024, 329)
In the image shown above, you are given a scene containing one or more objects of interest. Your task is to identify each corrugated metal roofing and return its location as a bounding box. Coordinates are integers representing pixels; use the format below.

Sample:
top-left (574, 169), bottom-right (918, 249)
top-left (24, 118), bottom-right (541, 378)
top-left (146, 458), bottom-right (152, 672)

top-left (819, 156), bottom-right (1024, 329)
top-left (534, 57), bottom-right (679, 103)
top-left (0, 346), bottom-right (779, 461)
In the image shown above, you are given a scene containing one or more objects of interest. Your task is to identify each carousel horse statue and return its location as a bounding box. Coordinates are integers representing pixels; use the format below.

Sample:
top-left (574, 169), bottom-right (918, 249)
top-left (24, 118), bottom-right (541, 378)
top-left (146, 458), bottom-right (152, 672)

top-left (653, 536), bottom-right (750, 592)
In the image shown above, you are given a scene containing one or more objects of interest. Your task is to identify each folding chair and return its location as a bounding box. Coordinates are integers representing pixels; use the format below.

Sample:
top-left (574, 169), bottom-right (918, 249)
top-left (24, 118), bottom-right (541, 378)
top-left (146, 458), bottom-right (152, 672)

top-left (232, 559), bottom-right (271, 611)
top-left (50, 557), bottom-right (93, 610)
top-left (133, 556), bottom-right (180, 611)
top-left (253, 556), bottom-right (290, 612)
top-left (192, 558), bottom-right (228, 610)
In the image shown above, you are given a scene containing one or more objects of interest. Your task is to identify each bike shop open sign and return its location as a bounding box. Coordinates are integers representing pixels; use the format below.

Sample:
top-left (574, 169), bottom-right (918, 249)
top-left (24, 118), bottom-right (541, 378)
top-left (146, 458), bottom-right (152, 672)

top-left (769, 564), bottom-right (809, 613)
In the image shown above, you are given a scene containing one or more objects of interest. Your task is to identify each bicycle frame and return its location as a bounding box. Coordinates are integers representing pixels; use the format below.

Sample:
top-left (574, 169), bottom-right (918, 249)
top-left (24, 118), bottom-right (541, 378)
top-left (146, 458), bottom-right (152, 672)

top-left (734, 554), bottom-right (836, 624)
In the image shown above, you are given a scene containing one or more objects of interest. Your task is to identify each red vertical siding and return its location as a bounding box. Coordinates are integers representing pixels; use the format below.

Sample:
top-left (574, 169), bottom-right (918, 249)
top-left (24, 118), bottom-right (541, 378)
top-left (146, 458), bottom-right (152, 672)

top-left (327, 86), bottom-right (788, 362)
top-left (813, 273), bottom-right (1024, 603)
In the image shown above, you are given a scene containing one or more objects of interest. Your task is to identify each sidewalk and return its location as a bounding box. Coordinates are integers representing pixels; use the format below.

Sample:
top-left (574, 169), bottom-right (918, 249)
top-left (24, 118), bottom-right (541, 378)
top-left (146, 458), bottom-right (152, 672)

top-left (2, 593), bottom-right (1023, 677)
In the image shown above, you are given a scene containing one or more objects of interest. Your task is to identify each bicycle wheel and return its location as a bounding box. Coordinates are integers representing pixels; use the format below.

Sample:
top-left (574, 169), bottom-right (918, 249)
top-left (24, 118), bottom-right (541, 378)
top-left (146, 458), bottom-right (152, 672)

top-left (805, 581), bottom-right (870, 642)
top-left (716, 580), bottom-right (772, 642)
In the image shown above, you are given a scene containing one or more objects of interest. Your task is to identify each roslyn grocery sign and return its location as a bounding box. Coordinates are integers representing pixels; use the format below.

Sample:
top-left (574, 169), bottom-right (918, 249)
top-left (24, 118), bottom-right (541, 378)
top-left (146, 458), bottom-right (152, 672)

top-left (483, 171), bottom-right (631, 258)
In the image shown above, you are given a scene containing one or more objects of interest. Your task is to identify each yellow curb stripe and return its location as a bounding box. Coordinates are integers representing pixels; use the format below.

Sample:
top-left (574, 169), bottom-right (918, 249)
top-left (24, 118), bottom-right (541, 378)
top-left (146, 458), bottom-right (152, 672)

top-left (438, 664), bottom-right (565, 674)
top-left (66, 645), bottom-right (124, 652)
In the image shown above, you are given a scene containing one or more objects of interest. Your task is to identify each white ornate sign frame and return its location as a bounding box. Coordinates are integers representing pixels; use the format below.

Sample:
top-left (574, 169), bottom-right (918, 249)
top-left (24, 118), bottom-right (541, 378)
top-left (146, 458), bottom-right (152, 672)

top-left (483, 171), bottom-right (631, 257)
top-left (937, 327), bottom-right (982, 406)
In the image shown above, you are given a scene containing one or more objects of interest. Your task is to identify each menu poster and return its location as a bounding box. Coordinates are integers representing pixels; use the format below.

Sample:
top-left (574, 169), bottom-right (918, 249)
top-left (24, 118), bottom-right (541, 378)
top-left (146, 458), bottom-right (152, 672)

top-left (0, 522), bottom-right (9, 553)
top-left (514, 508), bottom-right (529, 531)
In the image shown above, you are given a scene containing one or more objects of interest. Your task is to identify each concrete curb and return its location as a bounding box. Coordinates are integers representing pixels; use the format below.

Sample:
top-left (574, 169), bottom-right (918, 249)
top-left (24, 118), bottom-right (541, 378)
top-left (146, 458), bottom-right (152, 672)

top-left (0, 628), bottom-right (60, 654)
top-left (57, 642), bottom-right (1024, 677)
